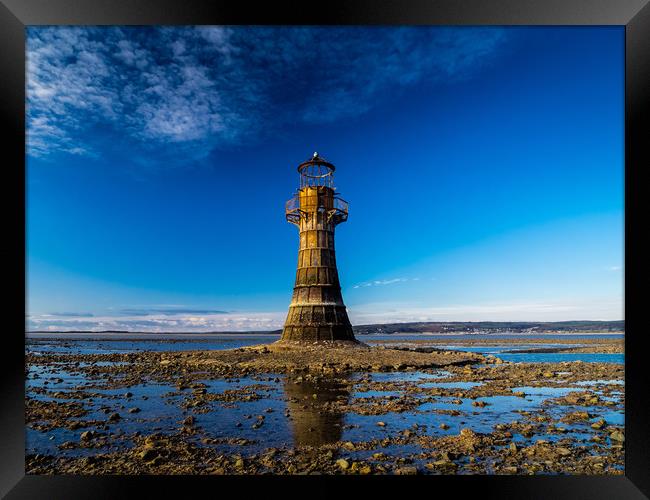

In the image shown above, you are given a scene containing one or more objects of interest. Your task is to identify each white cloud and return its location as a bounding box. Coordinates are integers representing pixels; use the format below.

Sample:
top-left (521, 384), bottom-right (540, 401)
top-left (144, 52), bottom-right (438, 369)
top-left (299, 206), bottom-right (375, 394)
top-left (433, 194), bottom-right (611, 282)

top-left (27, 26), bottom-right (509, 160)
top-left (27, 295), bottom-right (623, 332)
top-left (26, 310), bottom-right (287, 333)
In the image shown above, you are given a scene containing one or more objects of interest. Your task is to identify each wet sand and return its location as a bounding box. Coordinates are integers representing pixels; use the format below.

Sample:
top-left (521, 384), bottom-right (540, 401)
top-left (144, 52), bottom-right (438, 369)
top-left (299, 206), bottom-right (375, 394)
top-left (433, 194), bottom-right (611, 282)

top-left (25, 336), bottom-right (624, 475)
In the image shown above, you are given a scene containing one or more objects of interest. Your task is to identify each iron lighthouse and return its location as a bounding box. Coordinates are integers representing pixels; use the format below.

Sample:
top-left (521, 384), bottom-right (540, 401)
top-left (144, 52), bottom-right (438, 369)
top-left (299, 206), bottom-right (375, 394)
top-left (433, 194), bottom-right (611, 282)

top-left (281, 153), bottom-right (356, 342)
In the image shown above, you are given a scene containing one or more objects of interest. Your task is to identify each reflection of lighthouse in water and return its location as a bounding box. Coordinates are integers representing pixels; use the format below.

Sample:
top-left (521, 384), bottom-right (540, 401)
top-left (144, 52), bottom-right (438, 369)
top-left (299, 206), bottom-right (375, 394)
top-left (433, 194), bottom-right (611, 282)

top-left (283, 375), bottom-right (350, 447)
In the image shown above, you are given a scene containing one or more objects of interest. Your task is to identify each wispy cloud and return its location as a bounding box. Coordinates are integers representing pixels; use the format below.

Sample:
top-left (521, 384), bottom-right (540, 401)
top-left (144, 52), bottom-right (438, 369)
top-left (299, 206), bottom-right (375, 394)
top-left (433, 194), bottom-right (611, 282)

top-left (27, 26), bottom-right (508, 160)
top-left (43, 312), bottom-right (95, 318)
top-left (117, 307), bottom-right (229, 316)
top-left (352, 277), bottom-right (420, 289)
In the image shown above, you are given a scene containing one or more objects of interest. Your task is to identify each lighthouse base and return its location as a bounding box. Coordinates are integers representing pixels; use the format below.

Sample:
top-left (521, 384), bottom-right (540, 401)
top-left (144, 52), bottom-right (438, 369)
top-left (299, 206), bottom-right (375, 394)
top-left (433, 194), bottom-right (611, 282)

top-left (280, 324), bottom-right (356, 343)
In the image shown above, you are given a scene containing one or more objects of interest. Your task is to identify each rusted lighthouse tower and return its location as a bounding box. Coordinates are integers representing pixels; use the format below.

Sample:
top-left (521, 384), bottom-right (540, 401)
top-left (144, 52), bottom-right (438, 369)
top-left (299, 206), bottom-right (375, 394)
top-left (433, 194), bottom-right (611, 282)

top-left (281, 153), bottom-right (356, 342)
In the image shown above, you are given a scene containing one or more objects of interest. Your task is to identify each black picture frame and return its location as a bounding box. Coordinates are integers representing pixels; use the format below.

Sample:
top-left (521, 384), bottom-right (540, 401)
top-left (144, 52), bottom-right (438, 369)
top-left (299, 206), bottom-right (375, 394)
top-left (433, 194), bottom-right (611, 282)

top-left (1, 1), bottom-right (646, 497)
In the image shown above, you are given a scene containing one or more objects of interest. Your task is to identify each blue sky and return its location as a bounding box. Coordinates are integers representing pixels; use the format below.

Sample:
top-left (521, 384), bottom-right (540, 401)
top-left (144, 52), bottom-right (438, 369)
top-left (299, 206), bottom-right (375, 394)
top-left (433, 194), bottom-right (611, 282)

top-left (26, 26), bottom-right (624, 332)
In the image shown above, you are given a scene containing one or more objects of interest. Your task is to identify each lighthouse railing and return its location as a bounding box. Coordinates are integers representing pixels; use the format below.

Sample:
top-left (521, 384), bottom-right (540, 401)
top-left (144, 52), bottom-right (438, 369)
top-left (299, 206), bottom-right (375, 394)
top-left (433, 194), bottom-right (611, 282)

top-left (285, 194), bottom-right (348, 225)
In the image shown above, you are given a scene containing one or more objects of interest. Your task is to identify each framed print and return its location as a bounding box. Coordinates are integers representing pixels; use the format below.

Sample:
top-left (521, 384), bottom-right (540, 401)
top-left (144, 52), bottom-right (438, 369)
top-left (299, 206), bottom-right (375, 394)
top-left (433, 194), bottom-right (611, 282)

top-left (1, 0), bottom-right (647, 498)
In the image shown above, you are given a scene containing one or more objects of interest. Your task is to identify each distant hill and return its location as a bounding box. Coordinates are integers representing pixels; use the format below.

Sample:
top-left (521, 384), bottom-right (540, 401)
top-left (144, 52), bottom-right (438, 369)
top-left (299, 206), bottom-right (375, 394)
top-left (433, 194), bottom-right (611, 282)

top-left (351, 320), bottom-right (624, 335)
top-left (27, 320), bottom-right (623, 335)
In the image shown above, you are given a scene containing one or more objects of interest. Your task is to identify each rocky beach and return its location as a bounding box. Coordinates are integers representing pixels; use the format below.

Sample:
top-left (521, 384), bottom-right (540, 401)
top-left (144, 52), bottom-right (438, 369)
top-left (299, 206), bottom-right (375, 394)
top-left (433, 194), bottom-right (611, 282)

top-left (25, 334), bottom-right (624, 475)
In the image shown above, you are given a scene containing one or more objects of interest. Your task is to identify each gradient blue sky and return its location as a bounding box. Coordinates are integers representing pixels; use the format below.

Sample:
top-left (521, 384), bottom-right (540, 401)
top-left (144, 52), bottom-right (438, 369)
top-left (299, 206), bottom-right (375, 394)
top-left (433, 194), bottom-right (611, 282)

top-left (26, 26), bottom-right (624, 332)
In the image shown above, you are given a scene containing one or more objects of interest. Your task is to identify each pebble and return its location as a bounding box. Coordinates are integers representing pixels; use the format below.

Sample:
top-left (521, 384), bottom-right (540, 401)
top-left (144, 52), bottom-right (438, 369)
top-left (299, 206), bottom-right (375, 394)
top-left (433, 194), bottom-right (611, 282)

top-left (336, 459), bottom-right (350, 470)
top-left (80, 431), bottom-right (95, 441)
top-left (394, 466), bottom-right (418, 475)
top-left (591, 419), bottom-right (606, 430)
top-left (609, 430), bottom-right (625, 442)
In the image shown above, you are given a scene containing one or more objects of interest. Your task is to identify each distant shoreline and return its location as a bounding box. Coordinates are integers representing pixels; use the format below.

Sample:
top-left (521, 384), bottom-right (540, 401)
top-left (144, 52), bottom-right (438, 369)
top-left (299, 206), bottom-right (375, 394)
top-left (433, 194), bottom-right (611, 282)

top-left (25, 330), bottom-right (624, 340)
top-left (25, 320), bottom-right (624, 337)
top-left (25, 330), bottom-right (624, 334)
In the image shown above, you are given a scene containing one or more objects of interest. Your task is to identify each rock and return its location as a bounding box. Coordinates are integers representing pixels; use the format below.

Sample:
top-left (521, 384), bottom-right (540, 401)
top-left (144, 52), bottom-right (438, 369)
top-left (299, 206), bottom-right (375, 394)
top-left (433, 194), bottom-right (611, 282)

top-left (609, 430), bottom-right (625, 442)
top-left (509, 442), bottom-right (518, 453)
top-left (128, 408), bottom-right (141, 414)
top-left (502, 466), bottom-right (518, 474)
top-left (591, 419), bottom-right (606, 430)
top-left (513, 391), bottom-right (526, 398)
top-left (144, 435), bottom-right (161, 447)
top-left (108, 413), bottom-right (121, 422)
top-left (376, 421), bottom-right (386, 427)
top-left (138, 448), bottom-right (159, 461)
top-left (342, 441), bottom-right (355, 450)
top-left (521, 426), bottom-right (535, 438)
top-left (183, 416), bottom-right (195, 426)
top-left (556, 447), bottom-right (572, 456)
top-left (430, 459), bottom-right (456, 470)
top-left (336, 459), bottom-right (350, 470)
top-left (472, 401), bottom-right (488, 407)
top-left (80, 431), bottom-right (95, 441)
top-left (359, 465), bottom-right (372, 475)
top-left (439, 423), bottom-right (450, 430)
top-left (460, 428), bottom-right (476, 438)
top-left (394, 466), bottom-right (418, 475)
top-left (566, 411), bottom-right (591, 421)
top-left (124, 392), bottom-right (133, 398)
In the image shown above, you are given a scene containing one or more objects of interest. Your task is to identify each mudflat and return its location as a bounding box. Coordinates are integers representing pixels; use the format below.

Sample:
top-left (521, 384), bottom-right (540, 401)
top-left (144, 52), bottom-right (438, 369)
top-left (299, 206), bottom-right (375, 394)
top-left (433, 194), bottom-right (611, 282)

top-left (25, 335), bottom-right (624, 475)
